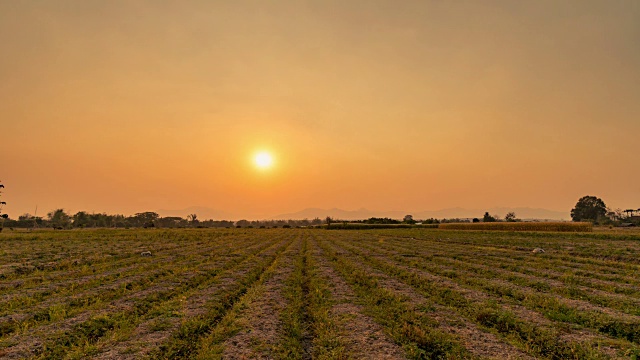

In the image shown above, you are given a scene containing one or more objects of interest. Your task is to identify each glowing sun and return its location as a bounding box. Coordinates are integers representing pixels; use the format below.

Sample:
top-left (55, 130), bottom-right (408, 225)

top-left (254, 152), bottom-right (273, 169)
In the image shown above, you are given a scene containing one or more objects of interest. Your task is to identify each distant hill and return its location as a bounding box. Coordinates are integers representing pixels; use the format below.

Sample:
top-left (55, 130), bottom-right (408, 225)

top-left (158, 206), bottom-right (569, 221)
top-left (271, 207), bottom-right (569, 221)
top-left (157, 206), bottom-right (236, 220)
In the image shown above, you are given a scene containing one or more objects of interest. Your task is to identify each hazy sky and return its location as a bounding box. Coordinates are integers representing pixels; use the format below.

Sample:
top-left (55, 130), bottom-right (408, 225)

top-left (2, 0), bottom-right (639, 219)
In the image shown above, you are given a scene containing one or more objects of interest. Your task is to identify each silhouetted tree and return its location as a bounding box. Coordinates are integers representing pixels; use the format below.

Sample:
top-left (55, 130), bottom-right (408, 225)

top-left (73, 211), bottom-right (90, 228)
top-left (483, 212), bottom-right (497, 222)
top-left (236, 219), bottom-right (250, 228)
top-left (403, 214), bottom-right (416, 224)
top-left (325, 216), bottom-right (333, 227)
top-left (571, 196), bottom-right (607, 222)
top-left (504, 212), bottom-right (518, 222)
top-left (187, 213), bottom-right (199, 227)
top-left (132, 212), bottom-right (159, 228)
top-left (0, 181), bottom-right (6, 231)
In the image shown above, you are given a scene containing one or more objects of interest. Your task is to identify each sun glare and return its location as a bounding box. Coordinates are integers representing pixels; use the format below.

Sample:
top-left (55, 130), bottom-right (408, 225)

top-left (254, 152), bottom-right (273, 169)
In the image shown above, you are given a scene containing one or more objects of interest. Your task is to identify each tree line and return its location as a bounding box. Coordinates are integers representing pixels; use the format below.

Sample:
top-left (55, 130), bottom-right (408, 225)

top-left (0, 209), bottom-right (328, 229)
top-left (1, 194), bottom-right (636, 230)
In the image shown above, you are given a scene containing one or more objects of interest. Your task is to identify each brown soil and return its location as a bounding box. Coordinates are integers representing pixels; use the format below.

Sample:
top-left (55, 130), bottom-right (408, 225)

top-left (91, 317), bottom-right (181, 360)
top-left (325, 240), bottom-right (541, 360)
top-left (346, 239), bottom-right (633, 357)
top-left (222, 239), bottom-right (300, 359)
top-left (0, 260), bottom-right (215, 359)
top-left (89, 239), bottom-right (290, 359)
top-left (312, 241), bottom-right (407, 359)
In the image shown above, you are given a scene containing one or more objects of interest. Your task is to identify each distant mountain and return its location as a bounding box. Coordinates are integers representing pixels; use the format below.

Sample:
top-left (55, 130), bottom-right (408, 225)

top-left (158, 206), bottom-right (569, 222)
top-left (157, 206), bottom-right (236, 220)
top-left (413, 207), bottom-right (569, 221)
top-left (271, 207), bottom-right (569, 221)
top-left (272, 208), bottom-right (382, 221)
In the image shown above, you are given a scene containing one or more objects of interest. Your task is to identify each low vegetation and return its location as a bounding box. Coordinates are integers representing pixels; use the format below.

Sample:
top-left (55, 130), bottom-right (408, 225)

top-left (439, 221), bottom-right (593, 232)
top-left (1, 227), bottom-right (639, 359)
top-left (325, 223), bottom-right (439, 230)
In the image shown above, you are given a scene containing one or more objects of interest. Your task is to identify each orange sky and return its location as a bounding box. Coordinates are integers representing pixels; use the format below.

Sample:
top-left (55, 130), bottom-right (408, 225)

top-left (2, 1), bottom-right (639, 219)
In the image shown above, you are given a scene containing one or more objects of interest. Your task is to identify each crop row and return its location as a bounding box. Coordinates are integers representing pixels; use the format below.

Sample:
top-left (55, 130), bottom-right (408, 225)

top-left (0, 235), bottom-right (267, 342)
top-left (0, 235), bottom-right (260, 317)
top-left (2, 228), bottom-right (639, 359)
top-left (320, 232), bottom-right (637, 358)
top-left (373, 236), bottom-right (640, 314)
top-left (0, 232), bottom-right (288, 358)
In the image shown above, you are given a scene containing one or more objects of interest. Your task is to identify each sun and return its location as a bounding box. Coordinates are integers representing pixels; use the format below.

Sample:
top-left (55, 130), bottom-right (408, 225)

top-left (254, 152), bottom-right (273, 169)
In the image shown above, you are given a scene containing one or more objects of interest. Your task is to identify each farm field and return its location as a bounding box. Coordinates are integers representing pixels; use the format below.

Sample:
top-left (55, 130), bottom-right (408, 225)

top-left (0, 228), bottom-right (639, 359)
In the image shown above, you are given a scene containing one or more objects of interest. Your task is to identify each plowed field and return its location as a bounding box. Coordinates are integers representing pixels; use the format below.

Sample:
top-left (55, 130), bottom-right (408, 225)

top-left (1, 228), bottom-right (639, 359)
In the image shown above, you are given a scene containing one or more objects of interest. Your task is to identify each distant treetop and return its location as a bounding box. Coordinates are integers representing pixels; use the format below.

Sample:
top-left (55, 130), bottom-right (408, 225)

top-left (571, 196), bottom-right (607, 222)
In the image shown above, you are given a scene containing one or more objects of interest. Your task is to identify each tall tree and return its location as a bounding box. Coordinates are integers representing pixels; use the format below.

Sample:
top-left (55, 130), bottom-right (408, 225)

top-left (571, 196), bottom-right (607, 222)
top-left (187, 213), bottom-right (198, 226)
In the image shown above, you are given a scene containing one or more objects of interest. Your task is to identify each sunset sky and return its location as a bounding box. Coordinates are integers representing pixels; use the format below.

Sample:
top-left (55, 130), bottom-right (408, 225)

top-left (2, 1), bottom-right (639, 219)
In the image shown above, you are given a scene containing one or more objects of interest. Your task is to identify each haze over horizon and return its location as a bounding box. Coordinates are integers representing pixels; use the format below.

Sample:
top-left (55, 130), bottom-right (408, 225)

top-left (157, 205), bottom-right (571, 222)
top-left (2, 1), bottom-right (639, 219)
